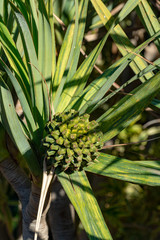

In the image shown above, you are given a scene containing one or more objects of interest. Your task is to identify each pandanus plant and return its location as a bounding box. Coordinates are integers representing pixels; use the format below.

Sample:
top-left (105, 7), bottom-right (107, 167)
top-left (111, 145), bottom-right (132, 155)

top-left (0, 0), bottom-right (160, 239)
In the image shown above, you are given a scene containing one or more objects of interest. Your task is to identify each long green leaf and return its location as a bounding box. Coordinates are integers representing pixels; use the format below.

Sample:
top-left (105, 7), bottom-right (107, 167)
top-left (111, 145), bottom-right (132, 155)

top-left (10, 3), bottom-right (44, 120)
top-left (64, 0), bottom-right (89, 83)
top-left (85, 153), bottom-right (160, 186)
top-left (77, 60), bottom-right (129, 114)
top-left (89, 0), bottom-right (142, 29)
top-left (0, 80), bottom-right (41, 178)
top-left (90, 0), bottom-right (153, 82)
top-left (28, 0), bottom-right (38, 29)
top-left (0, 17), bottom-right (30, 97)
top-left (0, 0), bottom-right (4, 18)
top-left (57, 30), bottom-right (108, 113)
top-left (87, 46), bottom-right (160, 114)
top-left (47, 0), bottom-right (56, 83)
top-left (136, 0), bottom-right (160, 51)
top-left (12, 0), bottom-right (30, 27)
top-left (52, 18), bottom-right (76, 99)
top-left (0, 59), bottom-right (37, 137)
top-left (98, 71), bottom-right (160, 141)
top-left (56, 0), bottom-right (89, 112)
top-left (53, 0), bottom-right (79, 111)
top-left (0, 59), bottom-right (35, 124)
top-left (69, 30), bottom-right (160, 113)
top-left (13, 0), bottom-right (38, 54)
top-left (90, 62), bottom-right (160, 114)
top-left (57, 0), bottom-right (154, 113)
top-left (38, 0), bottom-right (53, 121)
top-left (58, 170), bottom-right (112, 240)
top-left (28, 0), bottom-right (38, 53)
top-left (38, 0), bottom-right (52, 83)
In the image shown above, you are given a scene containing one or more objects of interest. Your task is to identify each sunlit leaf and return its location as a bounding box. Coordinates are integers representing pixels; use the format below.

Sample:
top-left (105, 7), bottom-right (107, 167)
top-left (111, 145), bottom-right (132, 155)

top-left (98, 71), bottom-right (160, 141)
top-left (58, 170), bottom-right (113, 240)
top-left (85, 153), bottom-right (160, 186)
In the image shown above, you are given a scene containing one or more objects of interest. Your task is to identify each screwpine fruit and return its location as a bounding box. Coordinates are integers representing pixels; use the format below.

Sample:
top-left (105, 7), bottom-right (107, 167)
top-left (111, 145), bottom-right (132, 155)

top-left (42, 109), bottom-right (103, 172)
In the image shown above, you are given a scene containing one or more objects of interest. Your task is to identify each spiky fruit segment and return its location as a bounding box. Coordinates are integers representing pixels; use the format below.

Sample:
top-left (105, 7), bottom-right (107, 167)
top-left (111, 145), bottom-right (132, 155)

top-left (42, 109), bottom-right (103, 172)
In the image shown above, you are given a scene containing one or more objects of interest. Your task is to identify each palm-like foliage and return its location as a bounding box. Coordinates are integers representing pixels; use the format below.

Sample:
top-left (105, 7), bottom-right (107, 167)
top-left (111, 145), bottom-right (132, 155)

top-left (0, 0), bottom-right (160, 239)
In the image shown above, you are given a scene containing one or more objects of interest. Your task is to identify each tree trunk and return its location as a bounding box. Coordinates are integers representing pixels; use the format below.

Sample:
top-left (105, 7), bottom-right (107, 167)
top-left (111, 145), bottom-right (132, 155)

top-left (48, 179), bottom-right (76, 240)
top-left (0, 158), bottom-right (76, 240)
top-left (0, 158), bottom-right (49, 240)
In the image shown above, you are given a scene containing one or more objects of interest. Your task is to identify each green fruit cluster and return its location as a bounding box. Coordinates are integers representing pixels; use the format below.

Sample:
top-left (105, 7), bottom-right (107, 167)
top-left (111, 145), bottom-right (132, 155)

top-left (42, 109), bottom-right (103, 172)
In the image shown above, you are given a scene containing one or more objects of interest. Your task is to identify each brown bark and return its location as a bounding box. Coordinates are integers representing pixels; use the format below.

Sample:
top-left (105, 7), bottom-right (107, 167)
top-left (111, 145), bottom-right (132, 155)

top-left (0, 158), bottom-right (50, 240)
